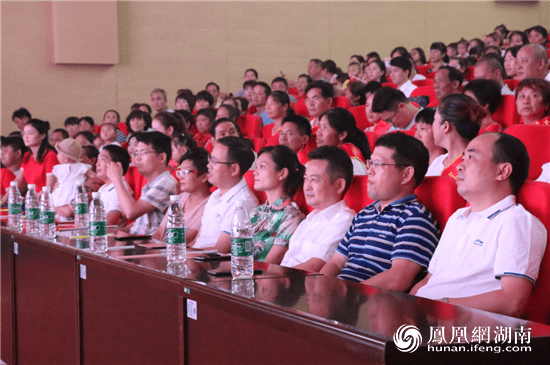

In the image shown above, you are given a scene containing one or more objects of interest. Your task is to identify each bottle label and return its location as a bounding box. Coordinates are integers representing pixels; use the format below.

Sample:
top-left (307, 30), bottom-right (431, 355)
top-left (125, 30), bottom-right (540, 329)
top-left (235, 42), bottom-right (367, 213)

top-left (75, 203), bottom-right (88, 215)
top-left (166, 227), bottom-right (185, 244)
top-left (8, 203), bottom-right (22, 215)
top-left (89, 221), bottom-right (107, 237)
top-left (26, 207), bottom-right (40, 220)
top-left (40, 211), bottom-right (55, 224)
top-left (231, 238), bottom-right (253, 257)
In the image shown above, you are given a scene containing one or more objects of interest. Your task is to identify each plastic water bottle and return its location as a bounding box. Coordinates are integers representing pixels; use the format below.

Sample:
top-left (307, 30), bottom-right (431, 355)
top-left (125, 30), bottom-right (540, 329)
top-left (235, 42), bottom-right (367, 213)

top-left (166, 195), bottom-right (186, 263)
top-left (231, 200), bottom-right (254, 279)
top-left (74, 180), bottom-right (88, 228)
top-left (7, 181), bottom-right (23, 233)
top-left (40, 186), bottom-right (56, 240)
top-left (232, 278), bottom-right (255, 298)
top-left (89, 192), bottom-right (107, 254)
top-left (25, 184), bottom-right (40, 236)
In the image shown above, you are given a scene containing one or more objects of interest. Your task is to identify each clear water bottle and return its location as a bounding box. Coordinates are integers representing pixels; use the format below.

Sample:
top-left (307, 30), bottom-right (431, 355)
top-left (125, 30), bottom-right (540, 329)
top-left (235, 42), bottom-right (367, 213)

top-left (232, 278), bottom-right (255, 298)
top-left (166, 262), bottom-right (188, 278)
top-left (25, 184), bottom-right (40, 236)
top-left (231, 200), bottom-right (254, 279)
top-left (166, 195), bottom-right (186, 263)
top-left (40, 186), bottom-right (56, 240)
top-left (7, 181), bottom-right (23, 233)
top-left (89, 192), bottom-right (108, 254)
top-left (74, 180), bottom-right (88, 228)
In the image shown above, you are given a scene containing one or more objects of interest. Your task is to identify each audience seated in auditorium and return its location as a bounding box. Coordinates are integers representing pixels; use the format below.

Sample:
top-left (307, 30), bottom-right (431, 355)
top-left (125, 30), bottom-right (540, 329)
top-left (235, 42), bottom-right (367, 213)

top-left (171, 134), bottom-right (197, 166)
top-left (102, 110), bottom-right (126, 143)
top-left (414, 108), bottom-right (445, 169)
top-left (264, 91), bottom-right (292, 146)
top-left (364, 59), bottom-right (388, 84)
top-left (474, 57), bottom-right (514, 95)
top-left (280, 146), bottom-right (355, 272)
top-left (516, 44), bottom-right (550, 81)
top-left (150, 88), bottom-right (174, 114)
top-left (515, 78), bottom-right (550, 125)
top-left (207, 118), bottom-right (241, 153)
top-left (321, 60), bottom-right (339, 85)
top-left (504, 45), bottom-right (521, 80)
top-left (320, 132), bottom-right (439, 291)
top-left (194, 90), bottom-right (215, 112)
top-left (106, 131), bottom-right (178, 235)
top-left (428, 42), bottom-right (448, 74)
top-left (253, 82), bottom-right (274, 126)
top-left (250, 145), bottom-right (305, 264)
top-left (75, 131), bottom-right (94, 147)
top-left (308, 59), bottom-right (324, 81)
top-left (372, 87), bottom-right (420, 133)
top-left (463, 79), bottom-right (503, 133)
top-left (345, 81), bottom-right (366, 107)
top-left (11, 108), bottom-right (31, 131)
top-left (64, 117), bottom-right (80, 138)
top-left (412, 133), bottom-right (547, 318)
top-left (295, 74), bottom-right (310, 101)
top-left (526, 25), bottom-right (548, 46)
top-left (432, 66), bottom-right (463, 107)
top-left (193, 108), bottom-right (216, 148)
top-left (191, 137), bottom-right (259, 252)
top-left (317, 108), bottom-right (370, 175)
top-left (429, 94), bottom-right (483, 178)
top-left (234, 68), bottom-right (258, 97)
top-left (206, 82), bottom-right (222, 108)
top-left (175, 92), bottom-right (195, 112)
top-left (51, 129), bottom-right (68, 146)
top-left (411, 47), bottom-right (427, 67)
top-left (153, 148), bottom-right (211, 243)
top-left (125, 109), bottom-right (152, 134)
top-left (347, 63), bottom-right (362, 82)
top-left (306, 80), bottom-right (334, 130)
top-left (271, 77), bottom-right (297, 104)
top-left (100, 123), bottom-right (121, 148)
top-left (389, 56), bottom-right (417, 97)
top-left (279, 114), bottom-right (312, 165)
top-left (0, 136), bottom-right (27, 204)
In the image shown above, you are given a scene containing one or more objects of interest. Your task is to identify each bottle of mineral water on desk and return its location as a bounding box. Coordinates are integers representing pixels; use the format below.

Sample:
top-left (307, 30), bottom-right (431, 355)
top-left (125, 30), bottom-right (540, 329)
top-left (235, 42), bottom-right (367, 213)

top-left (40, 186), bottom-right (56, 240)
top-left (89, 192), bottom-right (107, 254)
top-left (74, 179), bottom-right (89, 229)
top-left (25, 184), bottom-right (40, 236)
top-left (7, 181), bottom-right (23, 233)
top-left (231, 200), bottom-right (254, 279)
top-left (166, 195), bottom-right (186, 263)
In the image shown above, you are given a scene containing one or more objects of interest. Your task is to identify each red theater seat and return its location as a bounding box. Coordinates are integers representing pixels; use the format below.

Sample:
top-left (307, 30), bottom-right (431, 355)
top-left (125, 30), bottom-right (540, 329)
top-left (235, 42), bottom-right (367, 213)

top-left (412, 79), bottom-right (434, 87)
top-left (293, 99), bottom-right (311, 118)
top-left (349, 105), bottom-right (372, 131)
top-left (416, 65), bottom-right (431, 76)
top-left (414, 176), bottom-right (466, 231)
top-left (492, 94), bottom-right (521, 128)
top-left (237, 115), bottom-right (263, 139)
top-left (343, 175), bottom-right (373, 214)
top-left (504, 79), bottom-right (520, 92)
top-left (293, 189), bottom-right (313, 215)
top-left (518, 181), bottom-right (550, 324)
top-left (332, 96), bottom-right (351, 109)
top-left (243, 170), bottom-right (266, 204)
top-left (504, 124), bottom-right (550, 180)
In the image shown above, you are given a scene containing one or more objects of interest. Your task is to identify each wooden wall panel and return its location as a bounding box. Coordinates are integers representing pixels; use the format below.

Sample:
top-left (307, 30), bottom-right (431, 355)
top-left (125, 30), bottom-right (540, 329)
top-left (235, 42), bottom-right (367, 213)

top-left (2, 1), bottom-right (549, 135)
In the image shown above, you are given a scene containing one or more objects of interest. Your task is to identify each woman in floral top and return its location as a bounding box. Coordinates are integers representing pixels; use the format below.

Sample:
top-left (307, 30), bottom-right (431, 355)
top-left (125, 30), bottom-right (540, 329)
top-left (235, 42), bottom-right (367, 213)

top-left (250, 145), bottom-right (306, 263)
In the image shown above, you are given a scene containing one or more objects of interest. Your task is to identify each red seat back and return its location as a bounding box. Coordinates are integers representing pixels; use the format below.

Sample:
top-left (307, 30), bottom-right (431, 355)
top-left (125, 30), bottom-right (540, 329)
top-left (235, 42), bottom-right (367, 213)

top-left (410, 85), bottom-right (436, 103)
top-left (492, 94), bottom-right (520, 128)
top-left (504, 79), bottom-right (520, 92)
top-left (463, 66), bottom-right (475, 82)
top-left (332, 96), bottom-right (351, 109)
top-left (416, 65), bottom-right (431, 76)
top-left (252, 137), bottom-right (266, 153)
top-left (237, 115), bottom-right (263, 139)
top-left (288, 86), bottom-right (299, 96)
top-left (365, 131), bottom-right (379, 150)
top-left (414, 176), bottom-right (466, 232)
top-left (349, 105), bottom-right (372, 131)
top-left (504, 124), bottom-right (550, 180)
top-left (293, 99), bottom-right (311, 118)
top-left (518, 181), bottom-right (550, 324)
top-left (343, 175), bottom-right (373, 214)
top-left (412, 79), bottom-right (434, 87)
top-left (293, 189), bottom-right (313, 215)
top-left (246, 105), bottom-right (257, 115)
top-left (243, 170), bottom-right (266, 204)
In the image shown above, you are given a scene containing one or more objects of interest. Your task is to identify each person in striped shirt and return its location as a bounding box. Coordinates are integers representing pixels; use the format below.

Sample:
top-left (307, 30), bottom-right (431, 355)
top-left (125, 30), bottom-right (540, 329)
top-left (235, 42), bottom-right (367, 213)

top-left (320, 132), bottom-right (440, 292)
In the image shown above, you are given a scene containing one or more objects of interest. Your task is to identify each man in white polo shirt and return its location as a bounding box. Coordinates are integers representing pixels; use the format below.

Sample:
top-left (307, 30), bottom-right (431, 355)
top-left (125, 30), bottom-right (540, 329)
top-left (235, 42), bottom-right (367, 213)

top-left (411, 133), bottom-right (547, 317)
top-left (191, 136), bottom-right (258, 252)
top-left (280, 146), bottom-right (355, 272)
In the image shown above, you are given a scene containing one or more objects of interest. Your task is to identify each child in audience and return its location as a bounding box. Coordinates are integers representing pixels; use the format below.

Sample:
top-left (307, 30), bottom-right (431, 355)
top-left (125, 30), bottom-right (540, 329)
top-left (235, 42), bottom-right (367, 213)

top-left (193, 108), bottom-right (216, 148)
top-left (171, 134), bottom-right (197, 166)
top-left (125, 109), bottom-right (152, 134)
top-left (50, 128), bottom-right (68, 146)
top-left (414, 108), bottom-right (446, 173)
top-left (152, 112), bottom-right (185, 138)
top-left (125, 132), bottom-right (146, 201)
top-left (64, 117), bottom-right (80, 138)
top-left (102, 109), bottom-right (127, 142)
top-left (100, 123), bottom-right (121, 148)
top-left (75, 131), bottom-right (95, 146)
top-left (93, 135), bottom-right (105, 150)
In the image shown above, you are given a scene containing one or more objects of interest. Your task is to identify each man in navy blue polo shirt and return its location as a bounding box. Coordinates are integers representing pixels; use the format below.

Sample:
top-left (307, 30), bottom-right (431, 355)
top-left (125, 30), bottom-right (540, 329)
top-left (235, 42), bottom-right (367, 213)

top-left (320, 132), bottom-right (440, 292)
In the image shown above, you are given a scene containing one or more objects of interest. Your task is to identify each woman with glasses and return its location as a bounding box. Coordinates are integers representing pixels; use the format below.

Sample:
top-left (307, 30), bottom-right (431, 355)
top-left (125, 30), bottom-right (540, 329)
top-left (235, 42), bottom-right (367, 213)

top-left (250, 145), bottom-right (305, 264)
top-left (152, 148), bottom-right (211, 243)
top-left (15, 119), bottom-right (59, 193)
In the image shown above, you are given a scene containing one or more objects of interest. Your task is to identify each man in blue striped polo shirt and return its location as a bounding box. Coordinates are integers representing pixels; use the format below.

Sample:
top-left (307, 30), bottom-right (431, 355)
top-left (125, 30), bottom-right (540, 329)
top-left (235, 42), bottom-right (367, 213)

top-left (321, 132), bottom-right (440, 292)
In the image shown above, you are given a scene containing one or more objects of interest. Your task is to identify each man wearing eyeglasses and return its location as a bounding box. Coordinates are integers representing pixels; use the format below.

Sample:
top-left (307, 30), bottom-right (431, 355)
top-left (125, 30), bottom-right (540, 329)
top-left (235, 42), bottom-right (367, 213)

top-left (320, 133), bottom-right (440, 292)
top-left (106, 131), bottom-right (178, 235)
top-left (371, 87), bottom-right (420, 135)
top-left (191, 136), bottom-right (259, 252)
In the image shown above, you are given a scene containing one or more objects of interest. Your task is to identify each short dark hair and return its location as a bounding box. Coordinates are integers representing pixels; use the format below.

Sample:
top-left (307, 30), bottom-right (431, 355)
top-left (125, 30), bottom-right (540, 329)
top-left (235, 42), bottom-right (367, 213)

top-left (447, 42), bottom-right (458, 53)
top-left (206, 82), bottom-right (220, 92)
top-left (463, 79), bottom-right (502, 114)
top-left (216, 136), bottom-right (255, 177)
top-left (375, 132), bottom-right (430, 187)
top-left (391, 46), bottom-right (410, 59)
top-left (411, 47), bottom-right (427, 64)
top-left (508, 31), bottom-right (528, 46)
top-left (321, 59), bottom-right (338, 74)
top-left (271, 77), bottom-right (288, 88)
top-left (153, 111), bottom-right (185, 135)
top-left (245, 68), bottom-right (258, 79)
top-left (1, 136), bottom-right (27, 155)
top-left (415, 107), bottom-right (436, 125)
top-left (372, 87), bottom-right (408, 113)
top-left (125, 109), bottom-right (152, 133)
top-left (24, 119), bottom-right (56, 163)
top-left (79, 116), bottom-right (94, 127)
top-left (172, 133), bottom-right (197, 155)
top-left (217, 104), bottom-right (239, 123)
top-left (196, 90), bottom-right (214, 106)
top-left (258, 145), bottom-right (305, 197)
top-left (136, 131), bottom-right (172, 166)
top-left (75, 131), bottom-right (95, 144)
top-left (103, 144), bottom-right (131, 176)
top-left (390, 56), bottom-right (414, 77)
top-left (310, 58), bottom-right (323, 67)
top-left (438, 94), bottom-right (484, 142)
top-left (243, 80), bottom-right (257, 89)
top-left (308, 146), bottom-right (353, 196)
top-left (347, 81), bottom-right (366, 105)
top-left (175, 92), bottom-right (196, 111)
top-left (364, 81), bottom-right (382, 96)
top-left (82, 145), bottom-right (99, 161)
top-left (254, 82), bottom-right (271, 98)
top-left (12, 108), bottom-right (31, 121)
top-left (281, 114), bottom-right (312, 137)
top-left (196, 108), bottom-right (217, 124)
top-left (319, 108), bottom-right (371, 160)
top-left (527, 25), bottom-right (548, 42)
top-left (64, 116), bottom-right (80, 127)
top-left (52, 128), bottom-right (69, 139)
top-left (305, 80), bottom-right (334, 100)
top-left (181, 147), bottom-right (211, 178)
top-left (492, 133), bottom-right (530, 195)
top-left (209, 118), bottom-right (240, 138)
top-left (103, 109), bottom-right (120, 123)
top-left (515, 78), bottom-right (550, 118)
top-left (439, 65), bottom-right (464, 86)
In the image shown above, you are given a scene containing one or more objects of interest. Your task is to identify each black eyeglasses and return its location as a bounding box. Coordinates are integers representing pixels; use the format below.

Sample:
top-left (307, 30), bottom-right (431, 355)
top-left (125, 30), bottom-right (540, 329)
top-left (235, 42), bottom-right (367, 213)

top-left (208, 156), bottom-right (236, 166)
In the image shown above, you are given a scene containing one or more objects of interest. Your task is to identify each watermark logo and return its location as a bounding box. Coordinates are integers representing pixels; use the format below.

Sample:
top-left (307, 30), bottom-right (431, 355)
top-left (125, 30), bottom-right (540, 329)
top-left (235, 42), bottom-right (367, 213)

top-left (393, 324), bottom-right (422, 353)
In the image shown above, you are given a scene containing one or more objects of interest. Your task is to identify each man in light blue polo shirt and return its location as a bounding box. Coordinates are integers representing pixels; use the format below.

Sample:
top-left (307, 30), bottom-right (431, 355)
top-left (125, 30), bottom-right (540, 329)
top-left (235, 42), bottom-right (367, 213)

top-left (321, 132), bottom-right (440, 292)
